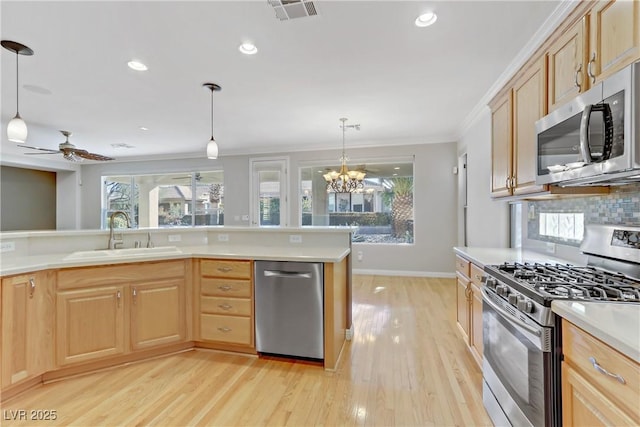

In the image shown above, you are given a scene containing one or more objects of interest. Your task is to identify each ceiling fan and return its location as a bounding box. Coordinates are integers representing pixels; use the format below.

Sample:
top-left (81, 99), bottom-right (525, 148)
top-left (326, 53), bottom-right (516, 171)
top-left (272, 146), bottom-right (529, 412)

top-left (22, 130), bottom-right (114, 162)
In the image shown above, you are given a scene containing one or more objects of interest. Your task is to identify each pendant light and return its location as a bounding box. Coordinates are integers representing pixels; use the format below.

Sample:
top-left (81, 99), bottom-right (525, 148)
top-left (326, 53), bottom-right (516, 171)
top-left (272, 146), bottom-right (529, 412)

top-left (203, 82), bottom-right (221, 159)
top-left (1, 40), bottom-right (34, 143)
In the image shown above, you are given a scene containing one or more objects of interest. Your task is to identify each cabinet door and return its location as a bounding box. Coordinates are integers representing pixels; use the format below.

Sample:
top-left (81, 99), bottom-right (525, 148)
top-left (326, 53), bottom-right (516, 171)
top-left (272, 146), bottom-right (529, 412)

top-left (589, 0), bottom-right (640, 83)
top-left (548, 18), bottom-right (587, 111)
top-left (130, 279), bottom-right (185, 351)
top-left (512, 56), bottom-right (547, 196)
top-left (1, 272), bottom-right (54, 387)
top-left (56, 286), bottom-right (126, 366)
top-left (469, 283), bottom-right (483, 366)
top-left (455, 273), bottom-right (470, 342)
top-left (490, 91), bottom-right (513, 197)
top-left (562, 363), bottom-right (636, 426)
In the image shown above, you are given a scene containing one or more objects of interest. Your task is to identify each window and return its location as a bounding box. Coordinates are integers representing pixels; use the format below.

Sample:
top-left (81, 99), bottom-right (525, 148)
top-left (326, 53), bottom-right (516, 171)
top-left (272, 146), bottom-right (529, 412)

top-left (300, 160), bottom-right (414, 244)
top-left (539, 212), bottom-right (584, 241)
top-left (102, 171), bottom-right (223, 229)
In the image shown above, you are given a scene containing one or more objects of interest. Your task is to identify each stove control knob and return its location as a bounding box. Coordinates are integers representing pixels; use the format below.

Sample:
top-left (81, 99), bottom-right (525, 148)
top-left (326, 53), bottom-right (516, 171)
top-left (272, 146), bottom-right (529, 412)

top-left (496, 285), bottom-right (509, 297)
top-left (517, 297), bottom-right (533, 313)
top-left (485, 277), bottom-right (497, 289)
top-left (525, 300), bottom-right (534, 313)
top-left (508, 294), bottom-right (518, 305)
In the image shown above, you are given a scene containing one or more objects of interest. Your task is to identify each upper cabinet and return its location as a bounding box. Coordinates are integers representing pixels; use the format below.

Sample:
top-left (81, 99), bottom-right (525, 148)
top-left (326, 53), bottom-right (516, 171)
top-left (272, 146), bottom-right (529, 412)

top-left (547, 18), bottom-right (587, 112)
top-left (490, 55), bottom-right (546, 198)
top-left (588, 0), bottom-right (640, 84)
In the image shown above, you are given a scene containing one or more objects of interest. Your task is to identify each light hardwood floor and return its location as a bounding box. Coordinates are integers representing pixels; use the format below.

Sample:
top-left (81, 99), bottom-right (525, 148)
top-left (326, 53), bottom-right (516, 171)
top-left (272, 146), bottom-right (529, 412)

top-left (1, 275), bottom-right (491, 426)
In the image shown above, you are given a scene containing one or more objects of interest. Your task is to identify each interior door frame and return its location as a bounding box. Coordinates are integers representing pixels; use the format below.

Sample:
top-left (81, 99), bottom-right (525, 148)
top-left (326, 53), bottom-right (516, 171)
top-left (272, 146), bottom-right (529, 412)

top-left (249, 157), bottom-right (289, 227)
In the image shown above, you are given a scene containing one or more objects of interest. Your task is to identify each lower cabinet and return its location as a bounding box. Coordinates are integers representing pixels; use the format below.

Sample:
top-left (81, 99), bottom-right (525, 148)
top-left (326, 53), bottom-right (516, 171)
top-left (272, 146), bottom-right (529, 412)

top-left (1, 271), bottom-right (54, 388)
top-left (55, 261), bottom-right (187, 367)
top-left (561, 319), bottom-right (640, 426)
top-left (196, 259), bottom-right (254, 350)
top-left (454, 254), bottom-right (483, 368)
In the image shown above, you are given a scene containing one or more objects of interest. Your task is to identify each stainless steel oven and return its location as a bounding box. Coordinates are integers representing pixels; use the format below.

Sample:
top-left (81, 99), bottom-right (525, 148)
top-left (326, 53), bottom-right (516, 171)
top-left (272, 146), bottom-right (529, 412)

top-left (481, 285), bottom-right (558, 427)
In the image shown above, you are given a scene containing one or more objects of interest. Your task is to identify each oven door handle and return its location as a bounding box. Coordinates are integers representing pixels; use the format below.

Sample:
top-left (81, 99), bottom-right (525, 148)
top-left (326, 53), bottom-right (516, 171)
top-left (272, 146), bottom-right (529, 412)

top-left (481, 288), bottom-right (542, 337)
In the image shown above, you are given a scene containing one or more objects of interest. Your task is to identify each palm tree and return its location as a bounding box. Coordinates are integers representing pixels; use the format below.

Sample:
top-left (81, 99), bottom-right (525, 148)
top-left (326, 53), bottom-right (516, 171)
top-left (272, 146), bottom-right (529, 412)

top-left (389, 177), bottom-right (413, 238)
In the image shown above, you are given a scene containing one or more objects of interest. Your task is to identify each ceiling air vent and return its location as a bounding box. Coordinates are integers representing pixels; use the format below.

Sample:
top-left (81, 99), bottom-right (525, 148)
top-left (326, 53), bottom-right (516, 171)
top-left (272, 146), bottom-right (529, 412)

top-left (267, 0), bottom-right (318, 21)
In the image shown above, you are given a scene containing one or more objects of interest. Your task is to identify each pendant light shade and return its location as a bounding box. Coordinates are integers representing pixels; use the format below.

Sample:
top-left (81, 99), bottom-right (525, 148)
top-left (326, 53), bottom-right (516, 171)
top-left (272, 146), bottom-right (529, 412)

top-left (203, 82), bottom-right (221, 159)
top-left (207, 137), bottom-right (218, 159)
top-left (1, 40), bottom-right (34, 144)
top-left (8, 114), bottom-right (28, 143)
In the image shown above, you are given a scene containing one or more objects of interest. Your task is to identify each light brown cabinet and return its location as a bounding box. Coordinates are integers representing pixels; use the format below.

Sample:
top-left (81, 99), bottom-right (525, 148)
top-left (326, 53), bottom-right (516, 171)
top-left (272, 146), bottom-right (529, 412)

top-left (588, 0), bottom-right (640, 84)
top-left (454, 255), bottom-right (483, 367)
top-left (561, 320), bottom-right (640, 426)
top-left (490, 55), bottom-right (547, 197)
top-left (56, 261), bottom-right (187, 366)
top-left (547, 18), bottom-right (587, 112)
top-left (196, 259), bottom-right (254, 349)
top-left (1, 271), bottom-right (54, 388)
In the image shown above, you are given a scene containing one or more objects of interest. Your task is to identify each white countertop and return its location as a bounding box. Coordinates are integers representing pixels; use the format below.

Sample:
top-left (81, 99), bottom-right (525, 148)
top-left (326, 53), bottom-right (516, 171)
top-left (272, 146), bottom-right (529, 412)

top-left (552, 301), bottom-right (640, 363)
top-left (0, 244), bottom-right (350, 277)
top-left (453, 246), bottom-right (571, 267)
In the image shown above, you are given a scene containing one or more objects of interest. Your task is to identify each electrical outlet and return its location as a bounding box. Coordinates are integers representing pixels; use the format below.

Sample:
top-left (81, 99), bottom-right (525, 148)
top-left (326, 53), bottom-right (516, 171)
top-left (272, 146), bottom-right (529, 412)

top-left (289, 235), bottom-right (302, 243)
top-left (546, 242), bottom-right (556, 254)
top-left (218, 234), bottom-right (229, 242)
top-left (168, 234), bottom-right (182, 242)
top-left (0, 241), bottom-right (15, 252)
top-left (242, 214), bottom-right (249, 221)
top-left (357, 251), bottom-right (363, 261)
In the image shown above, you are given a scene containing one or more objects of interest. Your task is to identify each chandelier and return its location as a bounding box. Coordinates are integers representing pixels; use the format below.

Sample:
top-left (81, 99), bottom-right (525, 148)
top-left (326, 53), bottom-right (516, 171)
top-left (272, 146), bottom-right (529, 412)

top-left (323, 118), bottom-right (366, 193)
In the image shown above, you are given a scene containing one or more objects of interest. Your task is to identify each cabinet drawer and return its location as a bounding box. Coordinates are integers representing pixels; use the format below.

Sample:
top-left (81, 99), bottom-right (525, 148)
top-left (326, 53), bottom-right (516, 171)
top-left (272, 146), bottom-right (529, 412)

top-left (201, 296), bottom-right (251, 316)
top-left (562, 320), bottom-right (640, 416)
top-left (201, 260), bottom-right (251, 279)
top-left (201, 278), bottom-right (251, 297)
top-left (200, 314), bottom-right (252, 345)
top-left (455, 255), bottom-right (470, 277)
top-left (470, 263), bottom-right (484, 287)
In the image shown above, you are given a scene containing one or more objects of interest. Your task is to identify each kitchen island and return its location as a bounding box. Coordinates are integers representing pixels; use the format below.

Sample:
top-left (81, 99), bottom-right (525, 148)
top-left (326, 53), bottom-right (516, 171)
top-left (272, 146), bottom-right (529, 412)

top-left (0, 227), bottom-right (352, 401)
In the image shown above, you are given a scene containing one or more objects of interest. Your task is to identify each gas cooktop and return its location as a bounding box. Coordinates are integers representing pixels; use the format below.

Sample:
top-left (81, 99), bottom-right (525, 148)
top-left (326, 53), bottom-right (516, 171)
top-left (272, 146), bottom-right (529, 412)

top-left (489, 262), bottom-right (640, 303)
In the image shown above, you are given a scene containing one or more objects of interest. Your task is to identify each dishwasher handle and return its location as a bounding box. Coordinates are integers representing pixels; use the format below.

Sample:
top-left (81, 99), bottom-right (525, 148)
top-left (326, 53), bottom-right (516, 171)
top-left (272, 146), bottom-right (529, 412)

top-left (263, 270), bottom-right (312, 279)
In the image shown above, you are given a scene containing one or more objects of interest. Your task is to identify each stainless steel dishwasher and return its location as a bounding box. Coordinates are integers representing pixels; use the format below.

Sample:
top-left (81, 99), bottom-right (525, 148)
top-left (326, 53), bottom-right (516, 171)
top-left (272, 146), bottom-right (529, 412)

top-left (254, 261), bottom-right (324, 359)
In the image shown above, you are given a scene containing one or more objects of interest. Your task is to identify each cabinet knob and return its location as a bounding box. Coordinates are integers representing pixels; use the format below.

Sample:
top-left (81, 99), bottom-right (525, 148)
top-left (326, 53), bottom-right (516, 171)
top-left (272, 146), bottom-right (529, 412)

top-left (218, 303), bottom-right (233, 311)
top-left (217, 266), bottom-right (233, 273)
top-left (218, 285), bottom-right (233, 292)
top-left (132, 288), bottom-right (137, 304)
top-left (29, 277), bottom-right (35, 298)
top-left (217, 327), bottom-right (232, 333)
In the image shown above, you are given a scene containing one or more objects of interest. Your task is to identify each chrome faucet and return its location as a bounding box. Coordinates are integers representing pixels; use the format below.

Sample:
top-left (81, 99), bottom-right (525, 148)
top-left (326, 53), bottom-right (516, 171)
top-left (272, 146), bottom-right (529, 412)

top-left (108, 211), bottom-right (131, 249)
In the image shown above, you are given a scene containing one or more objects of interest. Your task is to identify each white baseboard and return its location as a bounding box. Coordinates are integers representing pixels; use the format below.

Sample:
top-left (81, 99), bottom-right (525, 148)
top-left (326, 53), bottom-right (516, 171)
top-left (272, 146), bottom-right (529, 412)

top-left (352, 269), bottom-right (456, 278)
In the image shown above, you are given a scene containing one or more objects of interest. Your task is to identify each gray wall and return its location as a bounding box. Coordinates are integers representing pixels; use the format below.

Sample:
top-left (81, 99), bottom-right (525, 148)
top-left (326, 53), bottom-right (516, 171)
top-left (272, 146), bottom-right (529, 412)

top-left (1, 165), bottom-right (57, 231)
top-left (78, 141), bottom-right (459, 275)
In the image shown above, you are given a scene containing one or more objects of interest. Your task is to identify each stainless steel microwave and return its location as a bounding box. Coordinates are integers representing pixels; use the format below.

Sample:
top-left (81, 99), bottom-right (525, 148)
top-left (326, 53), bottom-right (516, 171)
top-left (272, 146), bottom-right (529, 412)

top-left (535, 61), bottom-right (639, 186)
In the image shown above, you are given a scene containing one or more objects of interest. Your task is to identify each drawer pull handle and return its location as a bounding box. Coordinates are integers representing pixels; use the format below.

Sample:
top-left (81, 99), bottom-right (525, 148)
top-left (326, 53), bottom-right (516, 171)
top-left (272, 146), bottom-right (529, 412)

top-left (218, 285), bottom-right (233, 291)
top-left (589, 357), bottom-right (626, 384)
top-left (218, 303), bottom-right (233, 310)
top-left (29, 278), bottom-right (36, 298)
top-left (217, 327), bottom-right (232, 333)
top-left (217, 266), bottom-right (233, 273)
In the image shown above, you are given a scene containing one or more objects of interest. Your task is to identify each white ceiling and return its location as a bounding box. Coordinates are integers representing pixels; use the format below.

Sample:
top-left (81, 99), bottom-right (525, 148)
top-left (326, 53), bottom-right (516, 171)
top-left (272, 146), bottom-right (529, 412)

top-left (1, 0), bottom-right (561, 164)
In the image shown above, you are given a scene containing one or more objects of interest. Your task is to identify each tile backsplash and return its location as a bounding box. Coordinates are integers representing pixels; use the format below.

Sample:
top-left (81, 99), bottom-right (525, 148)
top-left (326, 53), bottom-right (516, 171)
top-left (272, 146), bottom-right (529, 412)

top-left (527, 183), bottom-right (640, 247)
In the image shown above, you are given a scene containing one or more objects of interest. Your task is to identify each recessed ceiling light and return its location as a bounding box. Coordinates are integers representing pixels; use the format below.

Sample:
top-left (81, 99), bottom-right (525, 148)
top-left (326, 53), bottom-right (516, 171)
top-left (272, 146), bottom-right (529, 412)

top-left (393, 173), bottom-right (398, 176)
top-left (415, 12), bottom-right (437, 27)
top-left (238, 43), bottom-right (258, 55)
top-left (139, 126), bottom-right (149, 131)
top-left (394, 167), bottom-right (400, 170)
top-left (127, 60), bottom-right (148, 71)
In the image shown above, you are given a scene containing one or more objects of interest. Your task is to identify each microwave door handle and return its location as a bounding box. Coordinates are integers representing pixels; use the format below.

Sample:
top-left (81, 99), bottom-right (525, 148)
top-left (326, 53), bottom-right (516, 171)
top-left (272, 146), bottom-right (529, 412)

top-left (580, 104), bottom-right (594, 164)
top-left (600, 103), bottom-right (614, 161)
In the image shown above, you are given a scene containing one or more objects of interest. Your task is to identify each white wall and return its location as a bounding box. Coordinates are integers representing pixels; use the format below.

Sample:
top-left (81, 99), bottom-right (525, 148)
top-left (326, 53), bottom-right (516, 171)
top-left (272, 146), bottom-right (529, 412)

top-left (77, 141), bottom-right (459, 276)
top-left (457, 107), bottom-right (510, 248)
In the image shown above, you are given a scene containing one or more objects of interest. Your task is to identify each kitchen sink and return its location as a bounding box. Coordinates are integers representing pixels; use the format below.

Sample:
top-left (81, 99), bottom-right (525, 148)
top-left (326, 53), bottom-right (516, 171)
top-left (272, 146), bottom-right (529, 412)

top-left (64, 246), bottom-right (182, 260)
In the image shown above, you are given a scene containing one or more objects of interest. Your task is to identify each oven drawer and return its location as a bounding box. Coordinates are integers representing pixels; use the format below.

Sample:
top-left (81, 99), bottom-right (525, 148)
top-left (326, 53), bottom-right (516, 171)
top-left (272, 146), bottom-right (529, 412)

top-left (455, 255), bottom-right (470, 277)
top-left (562, 320), bottom-right (640, 417)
